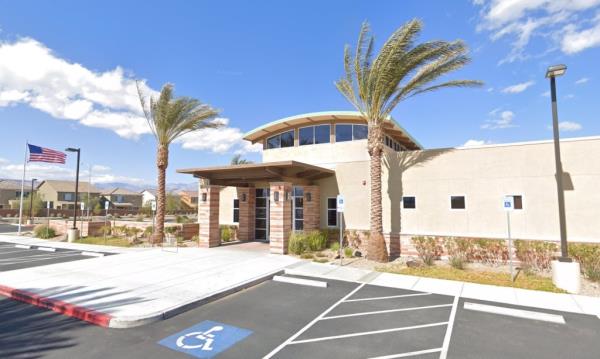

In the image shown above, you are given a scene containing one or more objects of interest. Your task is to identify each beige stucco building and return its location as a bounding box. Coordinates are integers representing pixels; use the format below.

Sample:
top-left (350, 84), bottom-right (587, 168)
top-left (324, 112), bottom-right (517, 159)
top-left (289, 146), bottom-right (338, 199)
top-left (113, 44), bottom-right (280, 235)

top-left (101, 188), bottom-right (143, 210)
top-left (178, 111), bottom-right (600, 256)
top-left (37, 180), bottom-right (101, 210)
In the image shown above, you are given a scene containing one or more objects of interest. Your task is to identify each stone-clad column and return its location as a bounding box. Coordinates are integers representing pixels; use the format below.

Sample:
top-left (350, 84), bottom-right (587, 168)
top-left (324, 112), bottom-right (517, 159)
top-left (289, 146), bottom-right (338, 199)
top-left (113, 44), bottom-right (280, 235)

top-left (303, 185), bottom-right (320, 231)
top-left (269, 182), bottom-right (292, 254)
top-left (236, 187), bottom-right (255, 241)
top-left (198, 184), bottom-right (220, 248)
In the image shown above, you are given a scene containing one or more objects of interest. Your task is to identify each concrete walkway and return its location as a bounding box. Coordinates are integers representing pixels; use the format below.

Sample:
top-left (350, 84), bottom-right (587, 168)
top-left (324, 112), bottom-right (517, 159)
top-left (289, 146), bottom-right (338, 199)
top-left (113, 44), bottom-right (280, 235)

top-left (0, 236), bottom-right (298, 328)
top-left (285, 261), bottom-right (600, 317)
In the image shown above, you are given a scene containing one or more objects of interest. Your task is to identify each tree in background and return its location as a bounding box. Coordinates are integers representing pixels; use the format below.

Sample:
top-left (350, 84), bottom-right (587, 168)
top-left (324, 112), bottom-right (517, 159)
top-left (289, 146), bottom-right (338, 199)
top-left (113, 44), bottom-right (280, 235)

top-left (12, 193), bottom-right (45, 217)
top-left (138, 83), bottom-right (220, 243)
top-left (231, 154), bottom-right (253, 165)
top-left (166, 192), bottom-right (182, 214)
top-left (335, 20), bottom-right (481, 262)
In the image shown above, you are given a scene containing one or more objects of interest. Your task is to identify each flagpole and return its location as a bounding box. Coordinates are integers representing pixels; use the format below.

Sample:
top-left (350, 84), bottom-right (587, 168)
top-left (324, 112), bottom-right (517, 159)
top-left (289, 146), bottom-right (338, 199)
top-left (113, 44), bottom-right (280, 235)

top-left (17, 141), bottom-right (28, 235)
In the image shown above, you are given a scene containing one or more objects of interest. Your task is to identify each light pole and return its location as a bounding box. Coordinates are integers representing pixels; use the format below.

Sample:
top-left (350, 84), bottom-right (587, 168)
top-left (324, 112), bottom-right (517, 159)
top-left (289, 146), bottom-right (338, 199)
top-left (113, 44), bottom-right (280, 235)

top-left (28, 178), bottom-right (37, 225)
top-left (65, 147), bottom-right (81, 242)
top-left (546, 64), bottom-right (580, 293)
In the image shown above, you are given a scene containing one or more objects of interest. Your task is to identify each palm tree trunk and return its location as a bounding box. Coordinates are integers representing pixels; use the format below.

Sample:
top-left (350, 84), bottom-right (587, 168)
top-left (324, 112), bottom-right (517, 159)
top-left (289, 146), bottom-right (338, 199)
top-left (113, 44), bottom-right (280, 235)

top-left (367, 123), bottom-right (389, 262)
top-left (155, 144), bottom-right (169, 244)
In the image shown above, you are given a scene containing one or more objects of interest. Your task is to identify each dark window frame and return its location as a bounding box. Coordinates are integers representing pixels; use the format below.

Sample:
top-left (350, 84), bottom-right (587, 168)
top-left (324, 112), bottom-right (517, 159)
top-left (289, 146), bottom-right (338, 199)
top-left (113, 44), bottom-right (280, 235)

top-left (402, 196), bottom-right (416, 209)
top-left (450, 196), bottom-right (466, 210)
top-left (233, 199), bottom-right (240, 223)
top-left (327, 197), bottom-right (337, 227)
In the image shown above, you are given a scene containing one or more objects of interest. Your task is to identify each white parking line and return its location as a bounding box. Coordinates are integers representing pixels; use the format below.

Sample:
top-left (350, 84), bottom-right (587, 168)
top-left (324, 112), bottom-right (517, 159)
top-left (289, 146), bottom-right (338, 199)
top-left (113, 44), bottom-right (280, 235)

top-left (37, 247), bottom-right (57, 252)
top-left (0, 248), bottom-right (34, 254)
top-left (0, 253), bottom-right (83, 265)
top-left (321, 303), bottom-right (453, 320)
top-left (263, 283), bottom-right (366, 359)
top-left (289, 322), bottom-right (448, 345)
top-left (464, 302), bottom-right (566, 324)
top-left (368, 347), bottom-right (443, 359)
top-left (440, 295), bottom-right (460, 359)
top-left (344, 292), bottom-right (431, 302)
top-left (80, 251), bottom-right (105, 257)
top-left (14, 244), bottom-right (31, 249)
top-left (273, 275), bottom-right (327, 288)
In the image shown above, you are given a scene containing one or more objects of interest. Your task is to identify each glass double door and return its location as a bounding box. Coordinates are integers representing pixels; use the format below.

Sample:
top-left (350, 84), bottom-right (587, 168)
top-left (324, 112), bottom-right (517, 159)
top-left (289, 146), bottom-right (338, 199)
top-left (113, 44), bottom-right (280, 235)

top-left (255, 188), bottom-right (269, 241)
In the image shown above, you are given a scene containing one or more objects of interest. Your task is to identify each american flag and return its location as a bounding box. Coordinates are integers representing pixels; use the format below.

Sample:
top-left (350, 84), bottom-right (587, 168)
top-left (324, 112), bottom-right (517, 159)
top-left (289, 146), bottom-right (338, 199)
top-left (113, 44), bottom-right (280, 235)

top-left (28, 144), bottom-right (66, 164)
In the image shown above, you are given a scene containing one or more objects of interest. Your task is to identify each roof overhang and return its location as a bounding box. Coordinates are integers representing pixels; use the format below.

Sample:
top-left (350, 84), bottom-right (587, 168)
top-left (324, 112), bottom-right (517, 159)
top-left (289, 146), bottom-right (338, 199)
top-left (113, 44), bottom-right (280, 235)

top-left (243, 110), bottom-right (422, 150)
top-left (177, 161), bottom-right (335, 187)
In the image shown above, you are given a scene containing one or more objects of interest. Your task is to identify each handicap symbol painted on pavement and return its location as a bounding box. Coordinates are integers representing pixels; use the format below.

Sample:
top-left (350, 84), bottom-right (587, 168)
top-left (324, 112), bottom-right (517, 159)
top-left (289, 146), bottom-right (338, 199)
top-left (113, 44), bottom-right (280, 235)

top-left (158, 320), bottom-right (252, 358)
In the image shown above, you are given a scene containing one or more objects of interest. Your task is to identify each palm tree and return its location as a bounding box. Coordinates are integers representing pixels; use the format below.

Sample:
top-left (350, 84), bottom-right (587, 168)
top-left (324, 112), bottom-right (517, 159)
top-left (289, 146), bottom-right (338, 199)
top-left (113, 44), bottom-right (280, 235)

top-left (230, 154), bottom-right (253, 165)
top-left (137, 83), bottom-right (220, 243)
top-left (335, 20), bottom-right (482, 262)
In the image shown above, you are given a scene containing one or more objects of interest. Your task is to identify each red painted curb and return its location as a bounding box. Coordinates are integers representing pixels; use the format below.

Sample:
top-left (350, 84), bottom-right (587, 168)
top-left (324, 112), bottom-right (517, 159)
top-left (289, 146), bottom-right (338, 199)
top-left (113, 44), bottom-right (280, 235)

top-left (0, 284), bottom-right (112, 327)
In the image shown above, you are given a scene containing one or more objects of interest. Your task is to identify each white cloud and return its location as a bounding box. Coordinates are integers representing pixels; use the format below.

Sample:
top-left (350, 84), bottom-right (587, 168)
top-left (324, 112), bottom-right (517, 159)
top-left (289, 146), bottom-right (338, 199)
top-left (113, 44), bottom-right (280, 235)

top-left (462, 139), bottom-right (492, 147)
top-left (0, 157), bottom-right (8, 164)
top-left (474, 0), bottom-right (600, 61)
top-left (575, 77), bottom-right (590, 84)
top-left (565, 93), bottom-right (576, 99)
top-left (482, 109), bottom-right (517, 129)
top-left (549, 121), bottom-right (583, 131)
top-left (176, 118), bottom-right (262, 154)
top-left (486, 87), bottom-right (494, 92)
top-left (0, 160), bottom-right (145, 185)
top-left (541, 90), bottom-right (550, 97)
top-left (501, 80), bottom-right (534, 93)
top-left (0, 37), bottom-right (258, 154)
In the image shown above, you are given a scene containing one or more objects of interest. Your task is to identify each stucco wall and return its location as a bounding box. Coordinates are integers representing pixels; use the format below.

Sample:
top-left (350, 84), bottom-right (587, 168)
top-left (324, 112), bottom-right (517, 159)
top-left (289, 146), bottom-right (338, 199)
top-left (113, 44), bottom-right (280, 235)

top-left (263, 139), bottom-right (370, 167)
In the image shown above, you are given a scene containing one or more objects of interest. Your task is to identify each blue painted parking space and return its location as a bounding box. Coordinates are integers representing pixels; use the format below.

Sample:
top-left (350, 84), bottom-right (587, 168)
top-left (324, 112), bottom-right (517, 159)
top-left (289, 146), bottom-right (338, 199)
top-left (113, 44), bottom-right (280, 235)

top-left (158, 320), bottom-right (252, 358)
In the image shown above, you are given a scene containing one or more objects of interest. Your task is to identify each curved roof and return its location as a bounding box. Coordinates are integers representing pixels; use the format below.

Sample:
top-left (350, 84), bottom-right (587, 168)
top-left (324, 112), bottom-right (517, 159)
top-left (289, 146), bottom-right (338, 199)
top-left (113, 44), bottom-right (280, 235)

top-left (243, 111), bottom-right (422, 150)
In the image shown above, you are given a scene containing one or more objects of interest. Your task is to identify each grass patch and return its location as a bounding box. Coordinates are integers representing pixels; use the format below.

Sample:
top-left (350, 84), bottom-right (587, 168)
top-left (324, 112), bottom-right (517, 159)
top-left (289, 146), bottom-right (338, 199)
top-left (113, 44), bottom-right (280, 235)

top-left (76, 236), bottom-right (132, 247)
top-left (313, 258), bottom-right (329, 263)
top-left (300, 253), bottom-right (314, 259)
top-left (378, 265), bottom-right (564, 293)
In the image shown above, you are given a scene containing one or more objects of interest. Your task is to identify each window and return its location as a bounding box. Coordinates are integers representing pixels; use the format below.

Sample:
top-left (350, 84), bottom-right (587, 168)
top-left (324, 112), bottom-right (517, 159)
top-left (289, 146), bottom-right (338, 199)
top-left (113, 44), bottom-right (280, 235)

top-left (299, 126), bottom-right (314, 145)
top-left (327, 197), bottom-right (337, 226)
top-left (64, 193), bottom-right (74, 201)
top-left (353, 124), bottom-right (368, 140)
top-left (402, 196), bottom-right (416, 209)
top-left (115, 195), bottom-right (124, 203)
top-left (508, 195), bottom-right (523, 210)
top-left (233, 199), bottom-right (239, 223)
top-left (450, 196), bottom-right (466, 210)
top-left (335, 124), bottom-right (353, 142)
top-left (315, 125), bottom-right (330, 144)
top-left (266, 130), bottom-right (294, 149)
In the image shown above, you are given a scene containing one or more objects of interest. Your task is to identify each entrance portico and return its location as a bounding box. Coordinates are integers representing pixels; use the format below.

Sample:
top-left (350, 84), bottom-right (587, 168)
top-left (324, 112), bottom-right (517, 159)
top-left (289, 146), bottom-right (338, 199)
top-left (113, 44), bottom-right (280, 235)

top-left (178, 161), bottom-right (333, 254)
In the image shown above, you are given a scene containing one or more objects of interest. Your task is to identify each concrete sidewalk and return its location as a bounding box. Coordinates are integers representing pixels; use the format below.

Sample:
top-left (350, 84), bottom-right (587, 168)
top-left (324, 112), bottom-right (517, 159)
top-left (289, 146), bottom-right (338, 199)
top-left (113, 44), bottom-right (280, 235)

top-left (285, 261), bottom-right (600, 317)
top-left (0, 234), bottom-right (133, 254)
top-left (0, 238), bottom-right (298, 328)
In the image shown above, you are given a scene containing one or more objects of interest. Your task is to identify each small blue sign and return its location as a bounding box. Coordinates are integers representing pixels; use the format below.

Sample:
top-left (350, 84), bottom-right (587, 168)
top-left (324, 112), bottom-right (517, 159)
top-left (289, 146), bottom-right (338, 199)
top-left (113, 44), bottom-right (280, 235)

top-left (158, 320), bottom-right (252, 358)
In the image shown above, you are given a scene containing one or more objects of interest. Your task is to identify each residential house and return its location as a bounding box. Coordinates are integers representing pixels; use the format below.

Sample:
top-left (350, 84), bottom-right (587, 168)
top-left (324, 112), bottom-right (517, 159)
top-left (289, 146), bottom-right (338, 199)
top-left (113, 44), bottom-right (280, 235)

top-left (101, 188), bottom-right (143, 210)
top-left (0, 179), bottom-right (31, 209)
top-left (141, 189), bottom-right (156, 207)
top-left (36, 180), bottom-right (101, 210)
top-left (179, 190), bottom-right (199, 209)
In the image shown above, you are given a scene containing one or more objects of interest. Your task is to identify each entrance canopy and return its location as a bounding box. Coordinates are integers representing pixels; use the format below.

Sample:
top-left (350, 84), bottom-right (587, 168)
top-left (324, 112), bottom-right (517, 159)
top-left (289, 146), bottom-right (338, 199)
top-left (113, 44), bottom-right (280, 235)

top-left (177, 161), bottom-right (334, 187)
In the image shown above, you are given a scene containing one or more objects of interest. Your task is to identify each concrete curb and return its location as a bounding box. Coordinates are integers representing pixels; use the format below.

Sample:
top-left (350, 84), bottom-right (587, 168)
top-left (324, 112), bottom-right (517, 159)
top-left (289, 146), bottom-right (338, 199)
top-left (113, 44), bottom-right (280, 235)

top-left (0, 284), bottom-right (113, 327)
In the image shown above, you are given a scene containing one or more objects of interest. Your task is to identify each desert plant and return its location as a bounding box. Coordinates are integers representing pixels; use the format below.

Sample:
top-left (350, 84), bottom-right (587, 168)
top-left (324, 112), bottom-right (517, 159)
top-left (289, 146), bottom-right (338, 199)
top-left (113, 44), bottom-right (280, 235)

top-left (570, 243), bottom-right (600, 281)
top-left (473, 239), bottom-right (507, 266)
top-left (329, 242), bottom-right (340, 253)
top-left (344, 247), bottom-right (353, 258)
top-left (137, 82), bottom-right (220, 243)
top-left (33, 224), bottom-right (55, 239)
top-left (412, 236), bottom-right (442, 266)
top-left (514, 240), bottom-right (557, 272)
top-left (335, 20), bottom-right (481, 261)
top-left (99, 225), bottom-right (112, 236)
top-left (288, 232), bottom-right (305, 255)
top-left (300, 253), bottom-right (314, 259)
top-left (221, 226), bottom-right (232, 242)
top-left (444, 237), bottom-right (473, 270)
top-left (143, 226), bottom-right (154, 237)
top-left (306, 231), bottom-right (328, 252)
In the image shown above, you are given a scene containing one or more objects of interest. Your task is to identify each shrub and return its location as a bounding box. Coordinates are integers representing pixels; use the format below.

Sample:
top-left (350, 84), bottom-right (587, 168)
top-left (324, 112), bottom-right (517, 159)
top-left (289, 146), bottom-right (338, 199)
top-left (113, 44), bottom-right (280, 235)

top-left (33, 224), bottom-right (55, 239)
top-left (329, 241), bottom-right (340, 253)
top-left (165, 226), bottom-right (179, 234)
top-left (444, 237), bottom-right (473, 270)
top-left (306, 231), bottom-right (327, 252)
top-left (412, 236), bottom-right (442, 266)
top-left (99, 225), bottom-right (112, 236)
top-left (143, 226), bottom-right (154, 237)
top-left (344, 247), bottom-right (353, 258)
top-left (221, 226), bottom-right (232, 242)
top-left (176, 215), bottom-right (191, 224)
top-left (472, 239), bottom-right (507, 266)
top-left (288, 232), bottom-right (305, 255)
top-left (300, 253), bottom-right (314, 259)
top-left (313, 258), bottom-right (329, 263)
top-left (570, 243), bottom-right (600, 281)
top-left (515, 240), bottom-right (557, 272)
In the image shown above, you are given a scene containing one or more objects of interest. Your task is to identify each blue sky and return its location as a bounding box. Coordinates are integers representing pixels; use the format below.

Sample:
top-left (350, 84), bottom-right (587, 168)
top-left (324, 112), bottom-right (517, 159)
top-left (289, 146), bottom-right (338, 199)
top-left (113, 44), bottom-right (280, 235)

top-left (1, 0), bottom-right (599, 186)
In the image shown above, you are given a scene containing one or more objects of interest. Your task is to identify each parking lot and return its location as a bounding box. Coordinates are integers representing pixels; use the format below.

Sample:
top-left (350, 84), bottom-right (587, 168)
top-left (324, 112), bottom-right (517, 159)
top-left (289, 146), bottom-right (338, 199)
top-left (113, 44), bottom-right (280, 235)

top-left (1, 273), bottom-right (599, 358)
top-left (0, 241), bottom-right (110, 272)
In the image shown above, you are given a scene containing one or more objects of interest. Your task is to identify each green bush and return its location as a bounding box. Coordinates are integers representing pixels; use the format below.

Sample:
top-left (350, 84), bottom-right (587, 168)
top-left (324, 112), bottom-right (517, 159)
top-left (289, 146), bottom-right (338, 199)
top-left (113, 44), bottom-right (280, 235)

top-left (329, 242), bottom-right (340, 253)
top-left (344, 247), bottom-right (353, 258)
top-left (143, 226), bottom-right (154, 237)
top-left (570, 243), bottom-right (600, 281)
top-left (99, 225), bottom-right (112, 236)
top-left (515, 240), bottom-right (557, 271)
top-left (306, 231), bottom-right (327, 252)
top-left (472, 239), bottom-right (507, 266)
top-left (221, 226), bottom-right (232, 242)
top-left (300, 253), bottom-right (314, 259)
top-left (288, 232), bottom-right (305, 255)
top-left (412, 236), bottom-right (442, 266)
top-left (33, 224), bottom-right (55, 239)
top-left (444, 237), bottom-right (473, 270)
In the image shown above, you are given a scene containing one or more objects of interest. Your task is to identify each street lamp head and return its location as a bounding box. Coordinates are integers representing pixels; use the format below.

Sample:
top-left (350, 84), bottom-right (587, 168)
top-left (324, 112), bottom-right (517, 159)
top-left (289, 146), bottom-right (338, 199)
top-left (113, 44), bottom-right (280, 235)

top-left (65, 147), bottom-right (80, 152)
top-left (546, 64), bottom-right (567, 78)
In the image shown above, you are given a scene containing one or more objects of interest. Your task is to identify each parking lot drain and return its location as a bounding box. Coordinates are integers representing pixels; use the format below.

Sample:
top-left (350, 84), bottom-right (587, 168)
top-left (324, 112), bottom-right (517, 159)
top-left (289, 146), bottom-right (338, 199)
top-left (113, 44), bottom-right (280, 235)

top-left (273, 275), bottom-right (327, 288)
top-left (464, 302), bottom-right (566, 324)
top-left (37, 247), bottom-right (57, 252)
top-left (322, 303), bottom-right (453, 320)
top-left (14, 244), bottom-right (31, 249)
top-left (289, 322), bottom-right (448, 344)
top-left (81, 251), bottom-right (105, 257)
top-left (367, 347), bottom-right (443, 359)
top-left (344, 292), bottom-right (431, 302)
